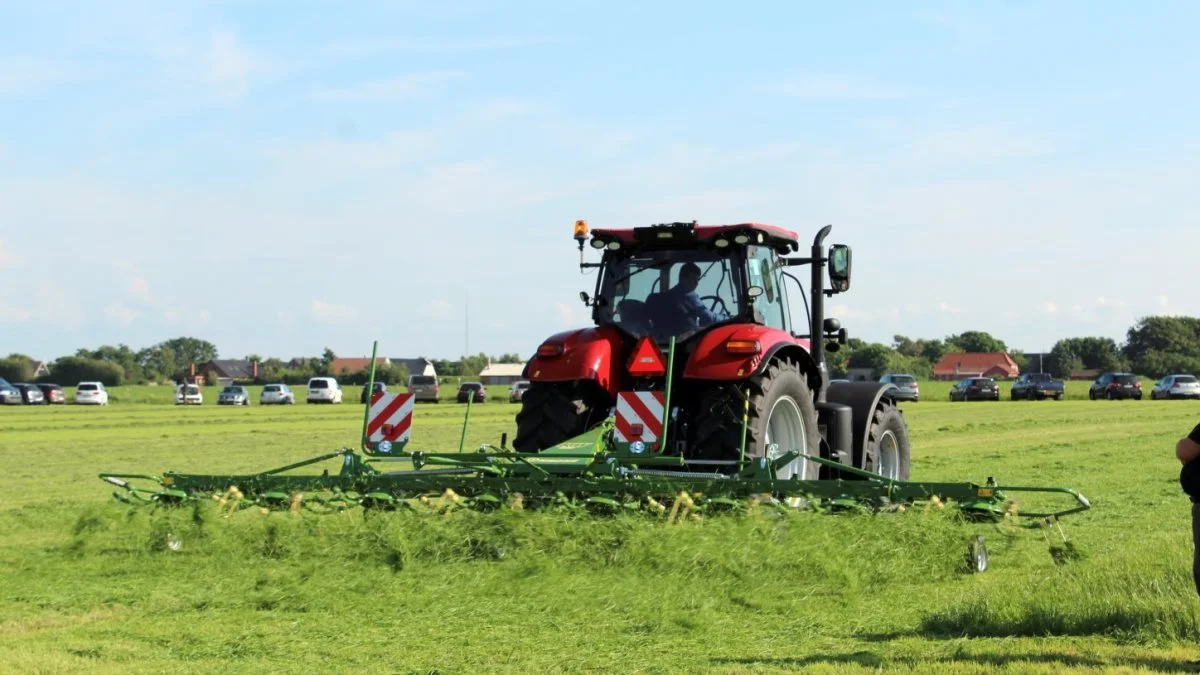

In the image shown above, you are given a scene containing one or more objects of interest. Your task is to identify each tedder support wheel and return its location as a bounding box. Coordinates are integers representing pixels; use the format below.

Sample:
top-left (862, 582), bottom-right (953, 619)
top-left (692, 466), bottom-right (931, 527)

top-left (513, 381), bottom-right (612, 452)
top-left (862, 401), bottom-right (911, 481)
top-left (690, 357), bottom-right (823, 480)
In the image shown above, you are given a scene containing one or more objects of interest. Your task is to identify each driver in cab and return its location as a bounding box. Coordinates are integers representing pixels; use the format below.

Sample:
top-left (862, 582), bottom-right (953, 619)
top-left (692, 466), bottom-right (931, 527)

top-left (658, 262), bottom-right (727, 334)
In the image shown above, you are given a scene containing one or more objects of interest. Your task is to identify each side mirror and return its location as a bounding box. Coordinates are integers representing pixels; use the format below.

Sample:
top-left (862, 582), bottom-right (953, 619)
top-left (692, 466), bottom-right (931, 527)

top-left (747, 286), bottom-right (764, 300)
top-left (580, 291), bottom-right (591, 306)
top-left (828, 244), bottom-right (852, 293)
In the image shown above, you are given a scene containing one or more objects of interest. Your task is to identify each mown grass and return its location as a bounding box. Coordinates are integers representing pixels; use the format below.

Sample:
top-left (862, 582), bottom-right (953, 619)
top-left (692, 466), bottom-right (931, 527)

top-left (2, 392), bottom-right (1200, 672)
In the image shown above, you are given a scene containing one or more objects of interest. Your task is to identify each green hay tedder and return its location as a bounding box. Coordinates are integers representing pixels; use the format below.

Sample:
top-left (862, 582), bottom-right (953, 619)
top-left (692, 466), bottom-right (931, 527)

top-left (100, 221), bottom-right (1091, 571)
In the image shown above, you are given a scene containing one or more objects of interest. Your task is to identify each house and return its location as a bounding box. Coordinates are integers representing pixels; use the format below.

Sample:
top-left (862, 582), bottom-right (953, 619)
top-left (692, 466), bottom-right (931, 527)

top-left (199, 359), bottom-right (262, 386)
top-left (329, 357), bottom-right (390, 375)
top-left (390, 357), bottom-right (437, 379)
top-left (479, 363), bottom-right (527, 386)
top-left (1070, 369), bottom-right (1101, 381)
top-left (31, 360), bottom-right (50, 378)
top-left (932, 352), bottom-right (1020, 381)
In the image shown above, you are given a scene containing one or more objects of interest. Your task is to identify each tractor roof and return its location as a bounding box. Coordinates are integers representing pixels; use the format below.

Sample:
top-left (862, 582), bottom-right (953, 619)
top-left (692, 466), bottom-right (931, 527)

top-left (590, 222), bottom-right (802, 252)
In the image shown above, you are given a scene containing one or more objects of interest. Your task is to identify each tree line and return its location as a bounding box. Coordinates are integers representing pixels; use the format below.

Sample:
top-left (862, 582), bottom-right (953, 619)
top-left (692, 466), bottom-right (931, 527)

top-left (0, 338), bottom-right (526, 388)
top-left (830, 315), bottom-right (1200, 380)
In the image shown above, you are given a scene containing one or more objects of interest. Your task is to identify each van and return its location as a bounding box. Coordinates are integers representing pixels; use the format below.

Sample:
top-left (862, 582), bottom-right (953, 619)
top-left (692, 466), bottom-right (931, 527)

top-left (408, 374), bottom-right (440, 403)
top-left (306, 377), bottom-right (343, 404)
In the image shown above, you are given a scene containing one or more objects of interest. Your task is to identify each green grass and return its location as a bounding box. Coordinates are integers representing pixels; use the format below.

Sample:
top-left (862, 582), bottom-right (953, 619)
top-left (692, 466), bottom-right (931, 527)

top-left (3, 391), bottom-right (1200, 673)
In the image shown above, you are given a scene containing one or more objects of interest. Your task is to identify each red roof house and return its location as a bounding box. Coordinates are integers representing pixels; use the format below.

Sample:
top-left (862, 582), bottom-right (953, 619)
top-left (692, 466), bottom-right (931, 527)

top-left (933, 352), bottom-right (1020, 381)
top-left (329, 357), bottom-right (390, 375)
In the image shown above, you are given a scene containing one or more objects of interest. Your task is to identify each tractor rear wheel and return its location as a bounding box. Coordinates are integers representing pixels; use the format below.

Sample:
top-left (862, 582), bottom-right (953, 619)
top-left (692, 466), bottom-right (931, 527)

top-left (513, 381), bottom-right (612, 453)
top-left (690, 357), bottom-right (823, 479)
top-left (862, 401), bottom-right (910, 480)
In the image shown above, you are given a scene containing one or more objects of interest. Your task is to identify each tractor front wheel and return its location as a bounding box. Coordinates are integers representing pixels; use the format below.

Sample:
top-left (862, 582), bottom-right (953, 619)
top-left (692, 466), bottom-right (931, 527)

top-left (513, 381), bottom-right (612, 453)
top-left (690, 357), bottom-right (823, 480)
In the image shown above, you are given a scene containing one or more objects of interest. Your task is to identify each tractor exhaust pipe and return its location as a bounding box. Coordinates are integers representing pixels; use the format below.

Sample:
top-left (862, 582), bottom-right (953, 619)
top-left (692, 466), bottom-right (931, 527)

top-left (810, 225), bottom-right (833, 402)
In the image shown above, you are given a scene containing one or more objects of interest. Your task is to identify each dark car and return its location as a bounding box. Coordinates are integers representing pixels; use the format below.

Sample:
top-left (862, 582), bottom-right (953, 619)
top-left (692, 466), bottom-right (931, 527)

top-left (36, 383), bottom-right (66, 404)
top-left (949, 377), bottom-right (1000, 401)
top-left (361, 381), bottom-right (387, 404)
top-left (1010, 372), bottom-right (1065, 401)
top-left (13, 383), bottom-right (46, 404)
top-left (0, 378), bottom-right (22, 405)
top-left (1089, 372), bottom-right (1142, 400)
top-left (456, 381), bottom-right (487, 403)
top-left (879, 373), bottom-right (919, 402)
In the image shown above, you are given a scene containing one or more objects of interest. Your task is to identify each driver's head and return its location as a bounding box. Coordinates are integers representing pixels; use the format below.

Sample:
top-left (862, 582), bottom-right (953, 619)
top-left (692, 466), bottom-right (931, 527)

top-left (678, 262), bottom-right (701, 292)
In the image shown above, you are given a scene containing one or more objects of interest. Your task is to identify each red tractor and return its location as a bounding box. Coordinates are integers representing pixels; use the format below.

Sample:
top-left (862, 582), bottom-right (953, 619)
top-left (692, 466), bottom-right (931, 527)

top-left (514, 220), bottom-right (910, 481)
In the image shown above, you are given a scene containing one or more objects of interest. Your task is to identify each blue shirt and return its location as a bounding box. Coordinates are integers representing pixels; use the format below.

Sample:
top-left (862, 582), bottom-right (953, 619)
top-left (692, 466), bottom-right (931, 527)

top-left (657, 285), bottom-right (726, 334)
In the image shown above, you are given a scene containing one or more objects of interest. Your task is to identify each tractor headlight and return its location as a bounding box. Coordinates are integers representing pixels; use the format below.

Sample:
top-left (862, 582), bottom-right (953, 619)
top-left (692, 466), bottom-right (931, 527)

top-left (714, 238), bottom-right (729, 248)
top-left (590, 238), bottom-right (606, 249)
top-left (630, 441), bottom-right (645, 454)
top-left (378, 441), bottom-right (393, 453)
top-left (606, 241), bottom-right (622, 250)
top-left (734, 234), bottom-right (750, 245)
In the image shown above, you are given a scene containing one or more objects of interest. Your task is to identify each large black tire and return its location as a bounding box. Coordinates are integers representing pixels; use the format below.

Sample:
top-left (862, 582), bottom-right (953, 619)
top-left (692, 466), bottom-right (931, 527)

top-left (513, 381), bottom-right (612, 453)
top-left (689, 357), bottom-right (823, 480)
top-left (862, 401), bottom-right (911, 480)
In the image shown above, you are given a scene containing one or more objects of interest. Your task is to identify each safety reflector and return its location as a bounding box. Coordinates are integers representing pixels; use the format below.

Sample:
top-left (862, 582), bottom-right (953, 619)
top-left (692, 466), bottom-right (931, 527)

top-left (626, 337), bottom-right (667, 377)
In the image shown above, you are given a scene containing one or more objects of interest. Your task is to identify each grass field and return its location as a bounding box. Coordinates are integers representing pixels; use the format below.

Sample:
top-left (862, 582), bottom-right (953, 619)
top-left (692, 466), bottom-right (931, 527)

top-left (3, 385), bottom-right (1200, 673)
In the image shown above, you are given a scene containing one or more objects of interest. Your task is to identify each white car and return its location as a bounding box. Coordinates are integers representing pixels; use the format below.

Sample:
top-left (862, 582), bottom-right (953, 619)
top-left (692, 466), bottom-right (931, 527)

top-left (74, 382), bottom-right (109, 405)
top-left (260, 383), bottom-right (296, 405)
top-left (306, 377), bottom-right (343, 404)
top-left (176, 384), bottom-right (203, 405)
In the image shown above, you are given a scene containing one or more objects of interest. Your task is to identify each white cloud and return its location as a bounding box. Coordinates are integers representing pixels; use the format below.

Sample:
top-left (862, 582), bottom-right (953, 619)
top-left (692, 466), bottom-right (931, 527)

top-left (1039, 301), bottom-right (1058, 315)
top-left (0, 240), bottom-right (20, 267)
top-left (426, 299), bottom-right (454, 320)
top-left (1159, 295), bottom-right (1170, 308)
top-left (912, 125), bottom-right (1055, 161)
top-left (319, 36), bottom-right (557, 58)
top-left (104, 304), bottom-right (141, 324)
top-left (312, 71), bottom-right (465, 101)
top-left (260, 130), bottom-right (440, 174)
top-left (204, 32), bottom-right (266, 99)
top-left (937, 302), bottom-right (960, 315)
top-left (757, 73), bottom-right (919, 100)
top-left (128, 276), bottom-right (151, 300)
top-left (0, 58), bottom-right (85, 95)
top-left (1095, 296), bottom-right (1126, 308)
top-left (311, 300), bottom-right (358, 323)
top-left (830, 304), bottom-right (869, 320)
top-left (556, 303), bottom-right (578, 327)
top-left (0, 303), bottom-right (30, 322)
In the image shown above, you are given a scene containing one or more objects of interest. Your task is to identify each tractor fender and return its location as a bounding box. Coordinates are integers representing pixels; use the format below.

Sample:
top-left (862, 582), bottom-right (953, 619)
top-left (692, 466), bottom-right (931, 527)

top-left (523, 326), bottom-right (624, 397)
top-left (682, 325), bottom-right (813, 381)
top-left (824, 382), bottom-right (901, 470)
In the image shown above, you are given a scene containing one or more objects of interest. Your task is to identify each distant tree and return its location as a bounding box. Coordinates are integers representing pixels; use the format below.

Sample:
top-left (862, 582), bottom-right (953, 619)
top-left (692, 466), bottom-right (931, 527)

top-left (0, 358), bottom-right (33, 382)
top-left (245, 354), bottom-right (263, 364)
top-left (945, 331), bottom-right (1007, 354)
top-left (847, 343), bottom-right (893, 378)
top-left (77, 344), bottom-right (144, 382)
top-left (49, 356), bottom-right (125, 386)
top-left (1009, 350), bottom-right (1030, 373)
top-left (1123, 316), bottom-right (1200, 378)
top-left (1048, 336), bottom-right (1125, 377)
top-left (320, 348), bottom-right (336, 374)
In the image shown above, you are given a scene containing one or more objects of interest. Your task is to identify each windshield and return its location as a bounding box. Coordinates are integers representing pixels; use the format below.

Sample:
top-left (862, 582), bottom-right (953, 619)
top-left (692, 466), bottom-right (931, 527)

top-left (1114, 375), bottom-right (1138, 384)
top-left (890, 375), bottom-right (916, 384)
top-left (410, 376), bottom-right (435, 386)
top-left (264, 385), bottom-right (280, 392)
top-left (78, 383), bottom-right (97, 391)
top-left (310, 380), bottom-right (329, 389)
top-left (597, 249), bottom-right (743, 341)
top-left (222, 386), bottom-right (239, 393)
top-left (1177, 376), bottom-right (1199, 384)
top-left (460, 383), bottom-right (482, 390)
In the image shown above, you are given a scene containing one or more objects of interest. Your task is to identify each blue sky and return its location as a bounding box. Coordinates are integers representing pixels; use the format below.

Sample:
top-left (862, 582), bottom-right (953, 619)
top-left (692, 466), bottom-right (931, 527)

top-left (2, 1), bottom-right (1199, 362)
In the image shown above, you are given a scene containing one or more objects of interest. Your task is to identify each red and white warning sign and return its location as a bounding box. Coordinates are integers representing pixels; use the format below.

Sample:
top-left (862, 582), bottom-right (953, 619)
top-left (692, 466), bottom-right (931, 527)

top-left (367, 392), bottom-right (415, 447)
top-left (613, 391), bottom-right (665, 445)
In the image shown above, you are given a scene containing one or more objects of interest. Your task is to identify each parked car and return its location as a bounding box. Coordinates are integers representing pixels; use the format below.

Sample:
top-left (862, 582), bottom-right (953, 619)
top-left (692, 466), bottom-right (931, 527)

top-left (509, 380), bottom-right (531, 403)
top-left (1010, 372), bottom-right (1065, 401)
top-left (217, 385), bottom-right (251, 406)
top-left (408, 375), bottom-right (440, 403)
top-left (1151, 374), bottom-right (1200, 400)
top-left (37, 383), bottom-right (66, 404)
top-left (13, 383), bottom-right (45, 404)
top-left (74, 381), bottom-right (109, 405)
top-left (457, 381), bottom-right (487, 403)
top-left (0, 378), bottom-right (20, 405)
top-left (1088, 372), bottom-right (1142, 400)
top-left (307, 377), bottom-right (343, 404)
top-left (176, 383), bottom-right (203, 405)
top-left (260, 384), bottom-right (295, 405)
top-left (361, 381), bottom-right (387, 404)
top-left (949, 377), bottom-right (1000, 401)
top-left (878, 373), bottom-right (919, 402)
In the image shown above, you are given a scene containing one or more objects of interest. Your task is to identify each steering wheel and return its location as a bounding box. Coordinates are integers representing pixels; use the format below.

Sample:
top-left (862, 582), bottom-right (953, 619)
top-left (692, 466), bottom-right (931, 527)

top-left (699, 295), bottom-right (730, 316)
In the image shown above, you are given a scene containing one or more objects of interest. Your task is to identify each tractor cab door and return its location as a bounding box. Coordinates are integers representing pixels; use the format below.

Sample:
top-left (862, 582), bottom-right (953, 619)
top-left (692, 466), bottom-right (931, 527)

top-left (746, 245), bottom-right (790, 333)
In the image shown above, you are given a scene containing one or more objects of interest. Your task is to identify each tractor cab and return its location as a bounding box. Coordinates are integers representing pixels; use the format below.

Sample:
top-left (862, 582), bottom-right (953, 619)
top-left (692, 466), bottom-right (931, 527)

top-left (579, 221), bottom-right (848, 349)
